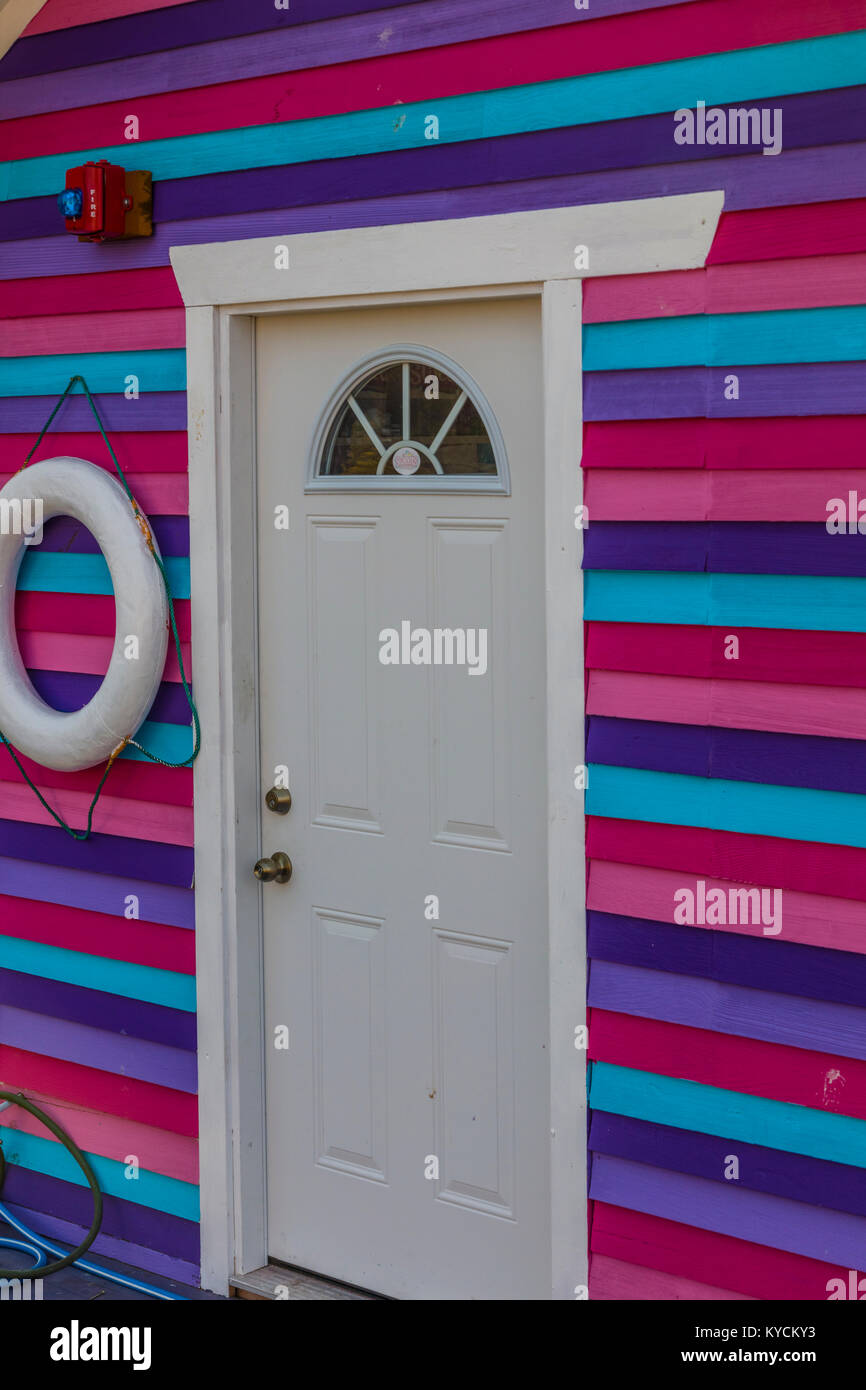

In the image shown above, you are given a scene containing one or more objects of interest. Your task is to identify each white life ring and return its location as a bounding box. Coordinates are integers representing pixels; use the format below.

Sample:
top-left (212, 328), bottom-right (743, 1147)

top-left (0, 457), bottom-right (169, 773)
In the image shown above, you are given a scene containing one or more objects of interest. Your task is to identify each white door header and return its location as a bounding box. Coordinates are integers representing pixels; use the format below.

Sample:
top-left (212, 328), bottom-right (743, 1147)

top-left (170, 193), bottom-right (724, 309)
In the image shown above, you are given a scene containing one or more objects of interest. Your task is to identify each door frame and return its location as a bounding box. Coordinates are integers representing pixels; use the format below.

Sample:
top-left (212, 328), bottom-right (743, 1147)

top-left (170, 194), bottom-right (723, 1298)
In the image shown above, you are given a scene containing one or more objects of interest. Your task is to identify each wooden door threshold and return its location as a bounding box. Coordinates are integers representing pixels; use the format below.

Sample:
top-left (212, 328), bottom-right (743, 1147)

top-left (230, 1263), bottom-right (384, 1301)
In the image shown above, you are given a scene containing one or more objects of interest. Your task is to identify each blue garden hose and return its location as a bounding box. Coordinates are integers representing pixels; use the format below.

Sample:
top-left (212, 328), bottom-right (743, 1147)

top-left (0, 1092), bottom-right (186, 1301)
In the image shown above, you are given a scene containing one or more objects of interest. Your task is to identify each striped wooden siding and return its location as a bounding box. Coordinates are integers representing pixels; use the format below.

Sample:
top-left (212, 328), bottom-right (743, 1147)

top-left (1, 0), bottom-right (864, 1295)
top-left (583, 81), bottom-right (866, 1291)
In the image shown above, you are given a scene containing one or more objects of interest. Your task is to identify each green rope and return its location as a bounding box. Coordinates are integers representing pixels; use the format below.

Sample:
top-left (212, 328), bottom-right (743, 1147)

top-left (0, 374), bottom-right (201, 841)
top-left (0, 1090), bottom-right (103, 1278)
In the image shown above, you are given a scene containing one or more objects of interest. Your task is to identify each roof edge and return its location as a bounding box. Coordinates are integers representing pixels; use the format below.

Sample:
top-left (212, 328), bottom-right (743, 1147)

top-left (0, 0), bottom-right (48, 60)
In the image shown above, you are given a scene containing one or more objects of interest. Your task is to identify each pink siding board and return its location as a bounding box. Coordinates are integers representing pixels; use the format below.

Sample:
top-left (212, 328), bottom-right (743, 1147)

top-left (585, 468), bottom-right (866, 519)
top-left (2, 308), bottom-right (186, 355)
top-left (588, 860), bottom-right (866, 956)
top-left (590, 1253), bottom-right (754, 1300)
top-left (592, 1204), bottom-right (853, 1302)
top-left (588, 669), bottom-right (866, 743)
top-left (0, 471), bottom-right (188, 511)
top-left (15, 630), bottom-right (191, 682)
top-left (583, 253), bottom-right (866, 323)
top-left (0, 780), bottom-right (194, 846)
top-left (2, 1091), bottom-right (198, 1183)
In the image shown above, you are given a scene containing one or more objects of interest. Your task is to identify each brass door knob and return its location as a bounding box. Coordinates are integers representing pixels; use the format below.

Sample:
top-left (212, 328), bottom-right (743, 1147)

top-left (254, 852), bottom-right (293, 884)
top-left (265, 787), bottom-right (292, 815)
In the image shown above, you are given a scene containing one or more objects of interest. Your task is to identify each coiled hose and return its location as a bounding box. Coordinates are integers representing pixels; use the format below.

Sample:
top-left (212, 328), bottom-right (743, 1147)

top-left (0, 1091), bottom-right (186, 1300)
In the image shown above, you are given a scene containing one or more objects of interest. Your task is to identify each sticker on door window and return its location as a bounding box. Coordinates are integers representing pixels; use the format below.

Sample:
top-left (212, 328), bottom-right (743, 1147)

top-left (393, 447), bottom-right (421, 475)
top-left (308, 346), bottom-right (510, 493)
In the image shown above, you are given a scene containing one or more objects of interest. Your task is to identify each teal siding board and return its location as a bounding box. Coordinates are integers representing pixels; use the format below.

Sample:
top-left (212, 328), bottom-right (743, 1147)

top-left (3, 32), bottom-right (865, 200)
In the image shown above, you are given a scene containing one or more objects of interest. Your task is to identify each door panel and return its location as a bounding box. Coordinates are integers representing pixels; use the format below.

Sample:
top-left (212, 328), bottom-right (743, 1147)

top-left (307, 518), bottom-right (382, 830)
top-left (257, 297), bottom-right (549, 1299)
top-left (312, 906), bottom-right (387, 1180)
top-left (432, 928), bottom-right (515, 1217)
top-left (429, 519), bottom-right (510, 849)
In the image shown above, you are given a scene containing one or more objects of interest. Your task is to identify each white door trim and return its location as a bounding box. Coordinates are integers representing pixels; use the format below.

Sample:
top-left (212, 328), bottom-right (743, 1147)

top-left (170, 193), bottom-right (723, 1298)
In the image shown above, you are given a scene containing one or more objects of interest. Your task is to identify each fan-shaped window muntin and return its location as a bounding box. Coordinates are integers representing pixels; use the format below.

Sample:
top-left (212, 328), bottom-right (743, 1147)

top-left (308, 346), bottom-right (509, 493)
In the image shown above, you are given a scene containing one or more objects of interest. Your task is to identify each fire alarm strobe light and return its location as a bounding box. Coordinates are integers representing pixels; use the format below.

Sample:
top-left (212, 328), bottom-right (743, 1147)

top-left (57, 160), bottom-right (153, 243)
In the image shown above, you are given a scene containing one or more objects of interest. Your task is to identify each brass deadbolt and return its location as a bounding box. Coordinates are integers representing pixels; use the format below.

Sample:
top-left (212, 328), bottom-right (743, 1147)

top-left (254, 852), bottom-right (293, 884)
top-left (265, 787), bottom-right (292, 815)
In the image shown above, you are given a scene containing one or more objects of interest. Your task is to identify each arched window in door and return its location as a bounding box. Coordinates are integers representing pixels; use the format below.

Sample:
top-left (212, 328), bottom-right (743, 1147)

top-left (309, 345), bottom-right (510, 493)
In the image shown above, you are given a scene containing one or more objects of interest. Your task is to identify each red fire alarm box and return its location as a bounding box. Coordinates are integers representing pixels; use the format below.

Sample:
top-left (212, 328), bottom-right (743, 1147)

top-left (58, 160), bottom-right (153, 242)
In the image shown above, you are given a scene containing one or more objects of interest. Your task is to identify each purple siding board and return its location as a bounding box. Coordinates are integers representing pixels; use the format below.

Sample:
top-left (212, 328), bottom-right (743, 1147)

top-left (39, 515), bottom-right (188, 556)
top-left (590, 1152), bottom-right (866, 1269)
top-left (583, 363), bottom-right (866, 418)
top-left (589, 960), bottom-right (866, 1062)
top-left (587, 910), bottom-right (866, 1009)
top-left (588, 711), bottom-right (866, 795)
top-left (1, 1165), bottom-right (199, 1261)
top-left (0, 859), bottom-right (195, 929)
top-left (0, 0), bottom-right (429, 80)
top-left (2, 1199), bottom-right (199, 1285)
top-left (0, 820), bottom-right (194, 887)
top-left (1, 1003), bottom-right (197, 1090)
top-left (29, 671), bottom-right (192, 725)
top-left (589, 1112), bottom-right (866, 1218)
top-left (2, 143), bottom-right (863, 281)
top-left (584, 522), bottom-right (866, 579)
top-left (0, 965), bottom-right (196, 1049)
top-left (2, 86), bottom-right (863, 242)
top-left (0, 0), bottom-right (699, 118)
top-left (0, 394), bottom-right (187, 432)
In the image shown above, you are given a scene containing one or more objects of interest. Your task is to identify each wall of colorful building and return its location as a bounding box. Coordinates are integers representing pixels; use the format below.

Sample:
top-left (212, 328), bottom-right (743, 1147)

top-left (1, 0), bottom-right (865, 1295)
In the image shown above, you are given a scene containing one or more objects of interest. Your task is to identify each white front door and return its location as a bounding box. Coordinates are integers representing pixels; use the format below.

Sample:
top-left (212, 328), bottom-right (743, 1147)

top-left (255, 296), bottom-right (550, 1299)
